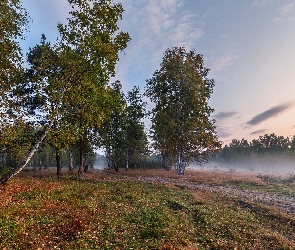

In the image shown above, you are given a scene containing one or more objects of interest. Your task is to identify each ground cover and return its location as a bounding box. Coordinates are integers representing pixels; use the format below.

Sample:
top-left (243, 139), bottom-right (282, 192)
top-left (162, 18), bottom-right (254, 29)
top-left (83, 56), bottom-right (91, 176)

top-left (0, 168), bottom-right (295, 249)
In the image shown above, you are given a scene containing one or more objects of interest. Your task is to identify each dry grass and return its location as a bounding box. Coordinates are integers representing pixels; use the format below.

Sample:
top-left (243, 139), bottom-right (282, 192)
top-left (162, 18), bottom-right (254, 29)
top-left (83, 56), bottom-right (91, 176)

top-left (1, 167), bottom-right (295, 249)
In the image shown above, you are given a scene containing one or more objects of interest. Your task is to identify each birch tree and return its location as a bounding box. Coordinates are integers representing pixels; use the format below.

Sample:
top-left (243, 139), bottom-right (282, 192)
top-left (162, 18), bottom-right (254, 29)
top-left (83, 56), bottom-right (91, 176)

top-left (0, 0), bottom-right (29, 123)
top-left (145, 47), bottom-right (221, 175)
top-left (0, 0), bottom-right (37, 183)
top-left (0, 0), bottom-right (130, 183)
top-left (56, 0), bottom-right (130, 175)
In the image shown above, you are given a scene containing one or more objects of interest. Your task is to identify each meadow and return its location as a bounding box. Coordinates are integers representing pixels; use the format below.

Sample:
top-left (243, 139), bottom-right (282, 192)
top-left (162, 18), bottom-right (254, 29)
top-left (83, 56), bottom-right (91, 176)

top-left (1, 168), bottom-right (295, 249)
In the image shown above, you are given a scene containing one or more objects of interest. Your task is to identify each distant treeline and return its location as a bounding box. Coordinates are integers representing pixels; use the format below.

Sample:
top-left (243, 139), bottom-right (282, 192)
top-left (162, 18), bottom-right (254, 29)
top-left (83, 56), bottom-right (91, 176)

top-left (213, 133), bottom-right (295, 170)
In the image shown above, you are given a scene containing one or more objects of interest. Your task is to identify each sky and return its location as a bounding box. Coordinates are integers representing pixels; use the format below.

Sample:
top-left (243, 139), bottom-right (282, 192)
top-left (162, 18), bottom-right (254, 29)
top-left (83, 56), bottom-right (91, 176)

top-left (20, 0), bottom-right (295, 146)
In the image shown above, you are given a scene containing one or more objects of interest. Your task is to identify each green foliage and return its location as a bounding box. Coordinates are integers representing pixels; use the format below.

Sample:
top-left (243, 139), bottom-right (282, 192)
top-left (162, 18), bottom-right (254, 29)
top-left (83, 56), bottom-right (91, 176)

top-left (99, 84), bottom-right (149, 171)
top-left (1, 0), bottom-right (131, 179)
top-left (55, 0), bottom-right (130, 136)
top-left (54, 0), bottom-right (130, 174)
top-left (24, 0), bottom-right (131, 143)
top-left (124, 87), bottom-right (149, 169)
top-left (0, 0), bottom-right (29, 101)
top-left (0, 0), bottom-right (30, 131)
top-left (145, 47), bottom-right (221, 174)
top-left (98, 82), bottom-right (127, 171)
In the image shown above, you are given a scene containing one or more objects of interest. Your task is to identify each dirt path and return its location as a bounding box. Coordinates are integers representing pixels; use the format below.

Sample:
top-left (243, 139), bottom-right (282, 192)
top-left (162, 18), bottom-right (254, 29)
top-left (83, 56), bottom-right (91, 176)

top-left (130, 175), bottom-right (295, 215)
top-left (144, 176), bottom-right (295, 215)
top-left (21, 168), bottom-right (295, 215)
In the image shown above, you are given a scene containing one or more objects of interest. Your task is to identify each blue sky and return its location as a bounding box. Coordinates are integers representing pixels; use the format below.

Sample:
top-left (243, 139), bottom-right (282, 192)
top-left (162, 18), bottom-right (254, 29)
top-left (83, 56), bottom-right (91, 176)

top-left (20, 0), bottom-right (295, 145)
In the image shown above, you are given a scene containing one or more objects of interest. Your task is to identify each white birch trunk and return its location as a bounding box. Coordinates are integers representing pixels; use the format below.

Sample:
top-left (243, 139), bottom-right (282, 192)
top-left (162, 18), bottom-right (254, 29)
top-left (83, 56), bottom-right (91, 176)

top-left (126, 149), bottom-right (129, 172)
top-left (69, 149), bottom-right (74, 174)
top-left (0, 120), bottom-right (54, 184)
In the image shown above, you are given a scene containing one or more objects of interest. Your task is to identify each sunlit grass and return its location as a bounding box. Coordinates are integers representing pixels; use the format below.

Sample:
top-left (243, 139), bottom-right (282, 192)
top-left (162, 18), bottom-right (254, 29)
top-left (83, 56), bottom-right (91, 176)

top-left (0, 175), bottom-right (295, 249)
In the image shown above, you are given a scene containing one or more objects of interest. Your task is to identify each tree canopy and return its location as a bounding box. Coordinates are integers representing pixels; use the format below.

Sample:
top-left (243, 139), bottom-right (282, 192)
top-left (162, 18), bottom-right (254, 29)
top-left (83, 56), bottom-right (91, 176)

top-left (1, 1), bottom-right (228, 180)
top-left (99, 84), bottom-right (148, 172)
top-left (0, 0), bottom-right (131, 182)
top-left (0, 0), bottom-right (30, 125)
top-left (145, 47), bottom-right (221, 174)
top-left (55, 0), bottom-right (131, 175)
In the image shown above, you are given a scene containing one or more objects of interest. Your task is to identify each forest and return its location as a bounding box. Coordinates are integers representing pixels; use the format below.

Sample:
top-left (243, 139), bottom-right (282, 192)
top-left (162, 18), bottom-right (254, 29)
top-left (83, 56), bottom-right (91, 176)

top-left (213, 133), bottom-right (295, 172)
top-left (0, 0), bottom-right (221, 182)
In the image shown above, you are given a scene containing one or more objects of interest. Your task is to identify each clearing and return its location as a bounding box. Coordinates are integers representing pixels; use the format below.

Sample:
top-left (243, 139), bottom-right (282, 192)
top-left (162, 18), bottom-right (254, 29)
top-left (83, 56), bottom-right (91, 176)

top-left (1, 168), bottom-right (295, 249)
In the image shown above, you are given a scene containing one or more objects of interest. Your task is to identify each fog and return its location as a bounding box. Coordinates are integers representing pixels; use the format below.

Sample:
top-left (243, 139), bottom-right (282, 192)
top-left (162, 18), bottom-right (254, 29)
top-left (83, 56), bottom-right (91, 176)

top-left (187, 157), bottom-right (295, 175)
top-left (92, 155), bottom-right (108, 170)
top-left (92, 164), bottom-right (106, 170)
top-left (92, 154), bottom-right (295, 176)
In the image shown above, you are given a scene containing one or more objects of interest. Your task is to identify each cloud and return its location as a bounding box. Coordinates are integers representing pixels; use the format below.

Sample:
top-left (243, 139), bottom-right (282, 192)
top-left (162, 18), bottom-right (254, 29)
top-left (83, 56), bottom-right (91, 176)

top-left (213, 111), bottom-right (240, 139)
top-left (279, 3), bottom-right (294, 14)
top-left (273, 17), bottom-right (282, 23)
top-left (213, 111), bottom-right (239, 121)
top-left (246, 101), bottom-right (295, 126)
top-left (211, 54), bottom-right (239, 71)
top-left (251, 0), bottom-right (272, 7)
top-left (250, 129), bottom-right (267, 135)
top-left (112, 0), bottom-right (204, 88)
top-left (216, 126), bottom-right (233, 138)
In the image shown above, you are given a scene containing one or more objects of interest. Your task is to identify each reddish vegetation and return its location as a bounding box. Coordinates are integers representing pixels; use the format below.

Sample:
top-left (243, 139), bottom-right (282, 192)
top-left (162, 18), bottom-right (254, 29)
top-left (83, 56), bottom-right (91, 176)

top-left (1, 167), bottom-right (295, 249)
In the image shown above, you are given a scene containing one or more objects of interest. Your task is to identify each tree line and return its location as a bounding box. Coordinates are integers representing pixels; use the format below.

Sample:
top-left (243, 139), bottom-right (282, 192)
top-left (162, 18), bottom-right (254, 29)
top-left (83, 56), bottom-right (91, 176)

top-left (0, 0), bottom-right (220, 182)
top-left (214, 133), bottom-right (295, 170)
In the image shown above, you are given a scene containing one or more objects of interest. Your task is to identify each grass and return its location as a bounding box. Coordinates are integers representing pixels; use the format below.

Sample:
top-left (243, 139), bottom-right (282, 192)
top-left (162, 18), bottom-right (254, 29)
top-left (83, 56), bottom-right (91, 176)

top-left (224, 175), bottom-right (295, 200)
top-left (0, 170), bottom-right (295, 249)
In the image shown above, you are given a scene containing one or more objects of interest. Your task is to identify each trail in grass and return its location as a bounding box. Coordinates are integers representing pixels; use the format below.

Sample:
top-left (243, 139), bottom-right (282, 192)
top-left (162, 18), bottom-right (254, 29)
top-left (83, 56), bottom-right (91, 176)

top-left (105, 174), bottom-right (295, 215)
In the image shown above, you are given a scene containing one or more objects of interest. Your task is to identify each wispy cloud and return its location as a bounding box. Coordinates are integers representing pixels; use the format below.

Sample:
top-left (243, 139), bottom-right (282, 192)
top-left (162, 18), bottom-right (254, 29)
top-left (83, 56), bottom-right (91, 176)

top-left (273, 3), bottom-right (295, 23)
top-left (213, 111), bottom-right (239, 121)
top-left (216, 126), bottom-right (233, 138)
top-left (273, 17), bottom-right (282, 23)
top-left (213, 111), bottom-right (240, 139)
top-left (246, 101), bottom-right (295, 126)
top-left (211, 54), bottom-right (239, 71)
top-left (250, 129), bottom-right (267, 135)
top-left (279, 3), bottom-right (294, 14)
top-left (113, 0), bottom-right (203, 88)
top-left (251, 0), bottom-right (272, 7)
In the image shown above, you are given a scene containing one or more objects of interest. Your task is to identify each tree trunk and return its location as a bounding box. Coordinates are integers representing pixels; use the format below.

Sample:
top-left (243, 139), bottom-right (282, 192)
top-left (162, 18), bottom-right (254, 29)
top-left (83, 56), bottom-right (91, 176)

top-left (84, 152), bottom-right (88, 173)
top-left (126, 149), bottom-right (129, 172)
top-left (78, 132), bottom-right (88, 176)
top-left (78, 143), bottom-right (84, 176)
top-left (177, 153), bottom-right (184, 175)
top-left (56, 149), bottom-right (61, 177)
top-left (0, 120), bottom-right (54, 184)
top-left (162, 154), bottom-right (169, 171)
top-left (69, 149), bottom-right (74, 174)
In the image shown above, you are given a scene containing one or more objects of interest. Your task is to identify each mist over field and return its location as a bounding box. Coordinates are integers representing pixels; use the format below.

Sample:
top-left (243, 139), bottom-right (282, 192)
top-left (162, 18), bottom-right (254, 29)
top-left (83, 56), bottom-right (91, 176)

top-left (188, 157), bottom-right (295, 175)
top-left (92, 154), bottom-right (295, 175)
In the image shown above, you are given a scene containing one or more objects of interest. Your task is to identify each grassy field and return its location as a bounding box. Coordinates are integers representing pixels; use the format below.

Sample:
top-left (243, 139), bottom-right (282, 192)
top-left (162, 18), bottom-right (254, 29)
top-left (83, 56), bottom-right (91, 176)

top-left (1, 168), bottom-right (295, 249)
